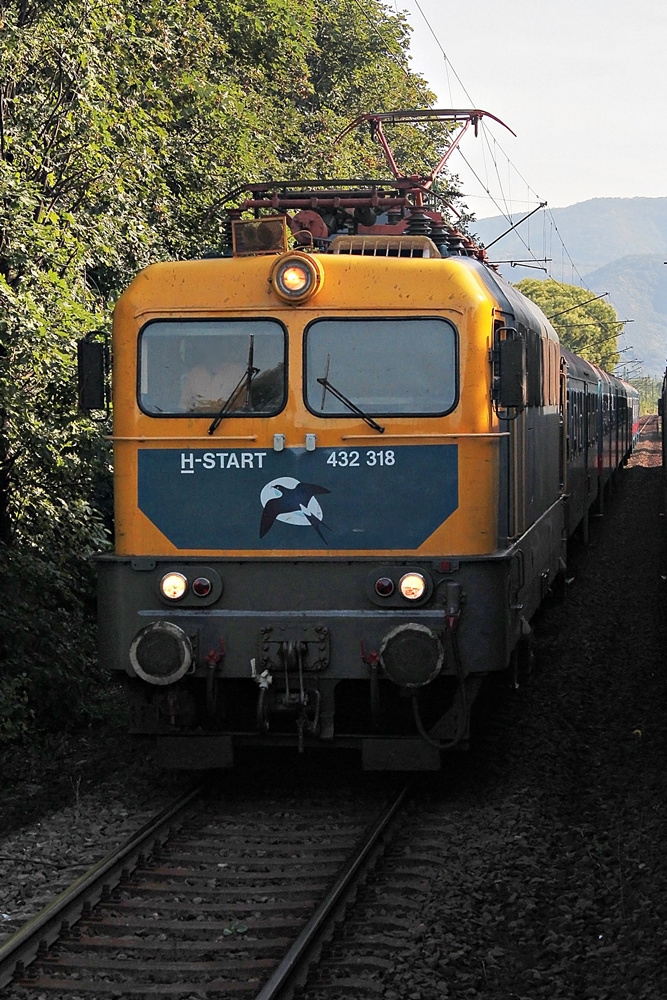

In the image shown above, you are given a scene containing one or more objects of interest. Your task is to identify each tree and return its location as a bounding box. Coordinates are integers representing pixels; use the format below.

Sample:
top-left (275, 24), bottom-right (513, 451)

top-left (1, 0), bottom-right (461, 738)
top-left (628, 376), bottom-right (660, 415)
top-left (515, 279), bottom-right (622, 372)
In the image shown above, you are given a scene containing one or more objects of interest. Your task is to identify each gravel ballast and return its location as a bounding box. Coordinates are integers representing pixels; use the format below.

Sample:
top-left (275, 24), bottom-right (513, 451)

top-left (0, 734), bottom-right (190, 947)
top-left (302, 420), bottom-right (667, 999)
top-left (2, 421), bottom-right (665, 1000)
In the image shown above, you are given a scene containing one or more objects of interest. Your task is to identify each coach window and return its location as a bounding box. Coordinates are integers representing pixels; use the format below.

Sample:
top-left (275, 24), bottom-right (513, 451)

top-left (138, 319), bottom-right (286, 416)
top-left (304, 317), bottom-right (457, 416)
top-left (588, 394), bottom-right (596, 446)
top-left (566, 389), bottom-right (572, 459)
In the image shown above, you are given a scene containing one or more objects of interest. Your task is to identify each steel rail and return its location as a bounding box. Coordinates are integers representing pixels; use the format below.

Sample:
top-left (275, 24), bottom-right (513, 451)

top-left (254, 782), bottom-right (410, 1000)
top-left (637, 415), bottom-right (653, 437)
top-left (0, 786), bottom-right (201, 990)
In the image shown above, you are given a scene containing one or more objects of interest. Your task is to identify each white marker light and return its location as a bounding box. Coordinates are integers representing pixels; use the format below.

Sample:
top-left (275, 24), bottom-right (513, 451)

top-left (160, 572), bottom-right (188, 601)
top-left (399, 572), bottom-right (426, 601)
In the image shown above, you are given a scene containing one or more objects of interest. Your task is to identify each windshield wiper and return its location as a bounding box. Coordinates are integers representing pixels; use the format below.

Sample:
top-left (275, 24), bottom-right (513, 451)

top-left (208, 335), bottom-right (260, 435)
top-left (316, 355), bottom-right (384, 434)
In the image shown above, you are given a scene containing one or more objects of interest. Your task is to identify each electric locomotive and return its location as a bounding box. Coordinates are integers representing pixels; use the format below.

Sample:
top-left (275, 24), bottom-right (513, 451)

top-left (79, 110), bottom-right (638, 770)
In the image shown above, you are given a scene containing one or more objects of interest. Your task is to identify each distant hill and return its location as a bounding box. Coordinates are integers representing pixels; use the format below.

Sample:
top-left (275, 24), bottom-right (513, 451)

top-left (471, 197), bottom-right (667, 376)
top-left (585, 255), bottom-right (667, 377)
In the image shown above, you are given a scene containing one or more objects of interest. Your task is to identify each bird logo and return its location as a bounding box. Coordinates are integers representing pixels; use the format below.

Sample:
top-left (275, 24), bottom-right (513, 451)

top-left (259, 477), bottom-right (331, 542)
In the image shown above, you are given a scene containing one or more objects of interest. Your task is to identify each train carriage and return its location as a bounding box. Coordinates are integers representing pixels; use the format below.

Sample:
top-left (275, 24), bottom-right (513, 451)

top-left (79, 111), bottom-right (639, 770)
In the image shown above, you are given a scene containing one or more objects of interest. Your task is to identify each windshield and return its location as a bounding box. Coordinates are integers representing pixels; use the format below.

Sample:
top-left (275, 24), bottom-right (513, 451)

top-left (138, 319), bottom-right (286, 416)
top-left (304, 317), bottom-right (457, 416)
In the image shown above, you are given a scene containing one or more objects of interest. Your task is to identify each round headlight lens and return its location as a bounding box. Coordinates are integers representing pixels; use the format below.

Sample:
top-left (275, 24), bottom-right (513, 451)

top-left (192, 576), bottom-right (212, 597)
top-left (375, 576), bottom-right (395, 597)
top-left (281, 264), bottom-right (311, 294)
top-left (399, 572), bottom-right (426, 601)
top-left (160, 572), bottom-right (188, 601)
top-left (271, 253), bottom-right (324, 303)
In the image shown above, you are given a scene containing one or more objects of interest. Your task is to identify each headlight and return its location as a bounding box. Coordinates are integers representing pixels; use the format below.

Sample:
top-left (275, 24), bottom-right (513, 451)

top-left (160, 571), bottom-right (188, 601)
top-left (270, 253), bottom-right (324, 304)
top-left (281, 265), bottom-right (311, 293)
top-left (399, 572), bottom-right (426, 601)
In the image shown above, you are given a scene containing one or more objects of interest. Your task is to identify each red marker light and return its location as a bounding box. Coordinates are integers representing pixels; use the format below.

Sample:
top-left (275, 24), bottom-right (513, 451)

top-left (375, 577), bottom-right (395, 597)
top-left (192, 577), bottom-right (212, 597)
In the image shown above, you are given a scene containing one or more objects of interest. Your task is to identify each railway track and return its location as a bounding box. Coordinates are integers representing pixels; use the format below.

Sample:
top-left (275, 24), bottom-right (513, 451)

top-left (636, 414), bottom-right (654, 437)
top-left (0, 782), bottom-right (409, 998)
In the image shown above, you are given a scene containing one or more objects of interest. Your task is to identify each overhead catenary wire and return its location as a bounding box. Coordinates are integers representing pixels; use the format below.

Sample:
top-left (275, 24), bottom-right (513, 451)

top-left (410, 0), bottom-right (475, 105)
top-left (481, 129), bottom-right (513, 221)
top-left (400, 18), bottom-right (592, 296)
top-left (352, 0), bottom-right (634, 367)
top-left (403, 2), bottom-right (590, 288)
top-left (463, 124), bottom-right (629, 348)
top-left (456, 147), bottom-right (543, 266)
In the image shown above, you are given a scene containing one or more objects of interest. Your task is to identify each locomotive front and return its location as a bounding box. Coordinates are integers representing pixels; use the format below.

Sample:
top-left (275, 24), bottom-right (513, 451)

top-left (96, 223), bottom-right (527, 769)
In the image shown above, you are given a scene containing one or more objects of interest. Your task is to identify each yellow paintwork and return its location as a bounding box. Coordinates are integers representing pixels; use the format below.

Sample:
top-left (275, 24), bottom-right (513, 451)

top-left (111, 253), bottom-right (505, 558)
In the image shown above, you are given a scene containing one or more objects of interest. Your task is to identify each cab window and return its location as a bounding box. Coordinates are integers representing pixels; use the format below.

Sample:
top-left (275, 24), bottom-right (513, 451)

top-left (138, 319), bottom-right (286, 416)
top-left (304, 317), bottom-right (458, 416)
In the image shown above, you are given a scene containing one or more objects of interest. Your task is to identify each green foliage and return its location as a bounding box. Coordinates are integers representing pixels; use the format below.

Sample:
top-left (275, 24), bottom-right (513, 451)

top-left (628, 377), bottom-right (660, 415)
top-left (515, 279), bottom-right (622, 371)
top-left (0, 0), bottom-right (459, 740)
top-left (0, 672), bottom-right (33, 744)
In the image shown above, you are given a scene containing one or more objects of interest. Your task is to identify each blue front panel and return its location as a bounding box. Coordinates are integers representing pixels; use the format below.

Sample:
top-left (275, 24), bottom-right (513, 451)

top-left (138, 445), bottom-right (458, 551)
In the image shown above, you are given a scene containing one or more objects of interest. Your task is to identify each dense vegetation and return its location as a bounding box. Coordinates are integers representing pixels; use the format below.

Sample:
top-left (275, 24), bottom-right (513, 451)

top-left (628, 376), bottom-right (661, 415)
top-left (515, 279), bottom-right (622, 371)
top-left (0, 0), bottom-right (460, 741)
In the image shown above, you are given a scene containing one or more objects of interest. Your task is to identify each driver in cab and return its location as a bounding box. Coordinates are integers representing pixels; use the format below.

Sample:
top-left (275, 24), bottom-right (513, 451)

top-left (181, 338), bottom-right (245, 413)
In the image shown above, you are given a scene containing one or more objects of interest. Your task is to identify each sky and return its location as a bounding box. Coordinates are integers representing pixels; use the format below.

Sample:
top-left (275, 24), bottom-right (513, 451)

top-left (398, 0), bottom-right (667, 219)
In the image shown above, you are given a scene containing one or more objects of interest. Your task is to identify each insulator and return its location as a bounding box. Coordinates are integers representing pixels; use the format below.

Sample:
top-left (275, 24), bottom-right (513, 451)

top-left (446, 228), bottom-right (467, 255)
top-left (406, 210), bottom-right (432, 236)
top-left (462, 236), bottom-right (478, 257)
top-left (429, 220), bottom-right (450, 254)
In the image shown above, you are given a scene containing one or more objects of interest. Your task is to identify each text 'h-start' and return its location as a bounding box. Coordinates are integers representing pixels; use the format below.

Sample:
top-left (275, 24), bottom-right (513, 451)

top-left (180, 451), bottom-right (268, 474)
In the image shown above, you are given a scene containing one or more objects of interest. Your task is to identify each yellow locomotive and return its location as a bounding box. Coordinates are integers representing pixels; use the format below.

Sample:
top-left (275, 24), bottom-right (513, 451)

top-left (80, 112), bottom-right (637, 769)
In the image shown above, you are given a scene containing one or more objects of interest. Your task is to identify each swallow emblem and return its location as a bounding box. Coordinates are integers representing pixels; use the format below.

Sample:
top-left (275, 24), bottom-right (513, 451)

top-left (259, 477), bottom-right (331, 542)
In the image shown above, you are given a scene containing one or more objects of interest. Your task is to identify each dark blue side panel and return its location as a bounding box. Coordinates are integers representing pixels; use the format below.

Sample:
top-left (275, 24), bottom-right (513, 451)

top-left (137, 445), bottom-right (458, 551)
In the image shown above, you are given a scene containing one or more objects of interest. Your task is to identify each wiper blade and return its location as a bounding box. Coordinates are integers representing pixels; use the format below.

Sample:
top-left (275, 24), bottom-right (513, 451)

top-left (208, 335), bottom-right (260, 435)
top-left (317, 360), bottom-right (385, 434)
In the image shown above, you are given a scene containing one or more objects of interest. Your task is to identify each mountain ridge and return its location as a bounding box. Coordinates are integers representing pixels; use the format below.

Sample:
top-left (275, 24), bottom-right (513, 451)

top-left (472, 196), bottom-right (667, 376)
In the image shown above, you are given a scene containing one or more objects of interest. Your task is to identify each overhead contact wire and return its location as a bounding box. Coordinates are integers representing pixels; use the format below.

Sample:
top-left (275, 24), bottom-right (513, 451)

top-left (356, 0), bottom-right (627, 353)
top-left (411, 0), bottom-right (475, 105)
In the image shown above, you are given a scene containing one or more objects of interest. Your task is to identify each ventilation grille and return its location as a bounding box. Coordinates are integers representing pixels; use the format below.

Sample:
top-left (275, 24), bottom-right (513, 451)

top-left (329, 235), bottom-right (441, 258)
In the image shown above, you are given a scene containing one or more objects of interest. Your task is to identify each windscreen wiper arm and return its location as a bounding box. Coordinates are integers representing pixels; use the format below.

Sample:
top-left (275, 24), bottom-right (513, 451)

top-left (317, 361), bottom-right (385, 434)
top-left (208, 335), bottom-right (260, 435)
